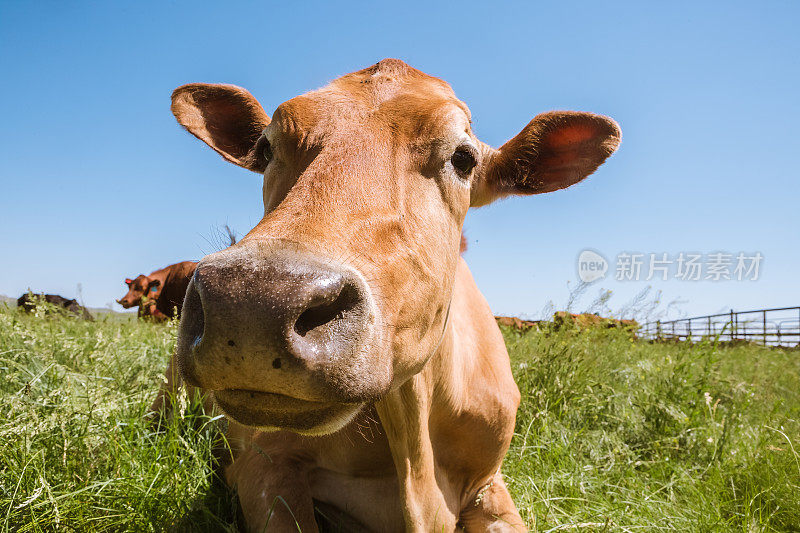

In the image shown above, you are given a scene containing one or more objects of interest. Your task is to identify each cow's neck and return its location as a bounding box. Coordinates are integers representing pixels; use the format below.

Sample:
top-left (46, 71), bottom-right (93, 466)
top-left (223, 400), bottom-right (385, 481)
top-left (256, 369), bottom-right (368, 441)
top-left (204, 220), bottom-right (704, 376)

top-left (369, 278), bottom-right (466, 530)
top-left (374, 333), bottom-right (460, 530)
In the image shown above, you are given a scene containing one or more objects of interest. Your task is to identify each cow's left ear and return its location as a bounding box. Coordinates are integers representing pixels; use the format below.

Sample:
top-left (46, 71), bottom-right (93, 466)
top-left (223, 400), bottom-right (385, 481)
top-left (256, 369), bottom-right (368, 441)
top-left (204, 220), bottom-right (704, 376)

top-left (171, 83), bottom-right (271, 172)
top-left (147, 279), bottom-right (161, 291)
top-left (471, 111), bottom-right (620, 207)
top-left (124, 278), bottom-right (133, 286)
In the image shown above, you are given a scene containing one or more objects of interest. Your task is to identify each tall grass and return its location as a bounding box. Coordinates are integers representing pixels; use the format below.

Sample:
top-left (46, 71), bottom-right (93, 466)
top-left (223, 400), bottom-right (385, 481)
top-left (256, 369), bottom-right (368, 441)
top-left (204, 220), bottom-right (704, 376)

top-left (1, 303), bottom-right (798, 531)
top-left (503, 324), bottom-right (800, 531)
top-left (0, 304), bottom-right (235, 532)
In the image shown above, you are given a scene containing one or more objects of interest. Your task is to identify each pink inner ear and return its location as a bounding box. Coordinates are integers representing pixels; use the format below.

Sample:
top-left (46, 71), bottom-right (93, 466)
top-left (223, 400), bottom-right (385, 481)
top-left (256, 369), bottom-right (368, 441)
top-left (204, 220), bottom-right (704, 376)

top-left (125, 278), bottom-right (132, 284)
top-left (474, 111), bottom-right (619, 206)
top-left (545, 123), bottom-right (598, 150)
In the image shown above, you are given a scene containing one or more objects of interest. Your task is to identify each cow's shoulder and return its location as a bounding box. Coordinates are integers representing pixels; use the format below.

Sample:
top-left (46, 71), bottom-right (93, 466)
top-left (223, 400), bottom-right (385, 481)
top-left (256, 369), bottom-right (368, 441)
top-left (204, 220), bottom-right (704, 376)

top-left (427, 260), bottom-right (520, 492)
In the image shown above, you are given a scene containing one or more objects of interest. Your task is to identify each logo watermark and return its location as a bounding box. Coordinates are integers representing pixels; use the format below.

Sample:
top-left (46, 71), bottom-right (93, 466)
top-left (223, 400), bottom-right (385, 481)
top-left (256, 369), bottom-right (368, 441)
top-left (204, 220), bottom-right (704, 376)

top-left (577, 250), bottom-right (763, 282)
top-left (577, 250), bottom-right (609, 282)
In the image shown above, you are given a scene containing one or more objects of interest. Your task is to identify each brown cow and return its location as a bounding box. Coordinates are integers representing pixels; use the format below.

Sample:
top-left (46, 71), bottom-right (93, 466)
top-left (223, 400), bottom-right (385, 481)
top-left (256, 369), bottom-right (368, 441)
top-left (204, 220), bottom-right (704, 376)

top-left (117, 261), bottom-right (197, 320)
top-left (165, 59), bottom-right (619, 531)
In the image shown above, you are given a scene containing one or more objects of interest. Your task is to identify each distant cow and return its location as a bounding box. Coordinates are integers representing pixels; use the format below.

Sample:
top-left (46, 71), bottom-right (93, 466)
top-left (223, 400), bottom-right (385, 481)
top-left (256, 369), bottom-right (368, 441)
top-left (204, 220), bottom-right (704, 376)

top-left (17, 293), bottom-right (93, 320)
top-left (117, 261), bottom-right (197, 320)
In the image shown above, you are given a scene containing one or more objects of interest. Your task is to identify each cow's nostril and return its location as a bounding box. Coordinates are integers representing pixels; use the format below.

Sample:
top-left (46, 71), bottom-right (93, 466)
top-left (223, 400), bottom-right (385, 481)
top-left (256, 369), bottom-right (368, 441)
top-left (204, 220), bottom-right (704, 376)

top-left (183, 281), bottom-right (205, 351)
top-left (294, 282), bottom-right (360, 337)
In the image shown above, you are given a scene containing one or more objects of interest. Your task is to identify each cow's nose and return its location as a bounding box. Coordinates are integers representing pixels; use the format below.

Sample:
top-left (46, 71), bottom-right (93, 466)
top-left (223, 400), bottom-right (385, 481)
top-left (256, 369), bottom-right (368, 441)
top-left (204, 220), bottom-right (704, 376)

top-left (176, 245), bottom-right (375, 392)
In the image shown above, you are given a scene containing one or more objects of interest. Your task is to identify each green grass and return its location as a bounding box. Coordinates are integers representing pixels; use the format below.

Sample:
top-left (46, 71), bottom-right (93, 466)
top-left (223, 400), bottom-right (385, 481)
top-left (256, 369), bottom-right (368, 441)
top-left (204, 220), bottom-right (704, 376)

top-left (503, 325), bottom-right (800, 532)
top-left (1, 304), bottom-right (798, 531)
top-left (0, 304), bottom-right (235, 532)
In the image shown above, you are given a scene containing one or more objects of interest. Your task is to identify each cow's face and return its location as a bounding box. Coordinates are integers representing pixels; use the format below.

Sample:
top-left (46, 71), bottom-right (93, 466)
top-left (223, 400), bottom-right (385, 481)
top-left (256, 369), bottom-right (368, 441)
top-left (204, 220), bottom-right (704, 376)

top-left (117, 275), bottom-right (160, 309)
top-left (172, 59), bottom-right (620, 435)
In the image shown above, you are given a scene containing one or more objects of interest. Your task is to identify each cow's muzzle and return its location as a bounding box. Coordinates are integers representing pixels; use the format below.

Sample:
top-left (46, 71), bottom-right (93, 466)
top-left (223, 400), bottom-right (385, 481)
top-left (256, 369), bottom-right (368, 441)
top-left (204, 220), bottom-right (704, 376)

top-left (175, 241), bottom-right (383, 433)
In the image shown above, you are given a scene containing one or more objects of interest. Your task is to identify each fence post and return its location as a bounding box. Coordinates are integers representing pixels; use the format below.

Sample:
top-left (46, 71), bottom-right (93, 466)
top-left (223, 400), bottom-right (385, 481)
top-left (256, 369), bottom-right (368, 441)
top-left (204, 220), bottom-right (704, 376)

top-left (657, 320), bottom-right (662, 341)
top-left (687, 318), bottom-right (692, 341)
top-left (763, 310), bottom-right (767, 346)
top-left (730, 309), bottom-right (735, 342)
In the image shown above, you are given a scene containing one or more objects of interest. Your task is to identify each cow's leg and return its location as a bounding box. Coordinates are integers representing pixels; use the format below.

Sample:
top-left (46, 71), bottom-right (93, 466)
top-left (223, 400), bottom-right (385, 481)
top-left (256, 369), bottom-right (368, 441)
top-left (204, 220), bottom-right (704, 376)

top-left (459, 475), bottom-right (526, 532)
top-left (151, 308), bottom-right (169, 321)
top-left (226, 448), bottom-right (319, 533)
top-left (146, 352), bottom-right (182, 417)
top-left (375, 374), bottom-right (459, 532)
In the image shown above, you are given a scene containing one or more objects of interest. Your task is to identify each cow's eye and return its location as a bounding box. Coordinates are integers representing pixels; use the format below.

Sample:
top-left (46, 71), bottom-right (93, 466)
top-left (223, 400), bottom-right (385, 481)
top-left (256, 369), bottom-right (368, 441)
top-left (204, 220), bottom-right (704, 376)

top-left (255, 131), bottom-right (273, 167)
top-left (261, 139), bottom-right (273, 164)
top-left (451, 147), bottom-right (477, 175)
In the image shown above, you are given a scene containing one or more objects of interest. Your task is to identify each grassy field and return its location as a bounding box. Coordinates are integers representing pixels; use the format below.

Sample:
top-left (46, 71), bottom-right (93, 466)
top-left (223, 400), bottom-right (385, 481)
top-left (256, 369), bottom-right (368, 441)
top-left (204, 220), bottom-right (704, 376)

top-left (1, 304), bottom-right (798, 532)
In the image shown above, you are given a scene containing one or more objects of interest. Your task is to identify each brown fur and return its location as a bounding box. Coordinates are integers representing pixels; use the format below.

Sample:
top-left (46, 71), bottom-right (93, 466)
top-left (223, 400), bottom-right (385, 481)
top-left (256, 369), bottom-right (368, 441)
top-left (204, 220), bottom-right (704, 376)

top-left (160, 59), bottom-right (620, 531)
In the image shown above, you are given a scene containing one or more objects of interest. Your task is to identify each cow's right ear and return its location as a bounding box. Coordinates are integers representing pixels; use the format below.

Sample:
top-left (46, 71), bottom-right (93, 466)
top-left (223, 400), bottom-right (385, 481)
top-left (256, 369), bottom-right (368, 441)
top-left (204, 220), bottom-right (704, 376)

top-left (171, 83), bottom-right (271, 173)
top-left (124, 278), bottom-right (133, 285)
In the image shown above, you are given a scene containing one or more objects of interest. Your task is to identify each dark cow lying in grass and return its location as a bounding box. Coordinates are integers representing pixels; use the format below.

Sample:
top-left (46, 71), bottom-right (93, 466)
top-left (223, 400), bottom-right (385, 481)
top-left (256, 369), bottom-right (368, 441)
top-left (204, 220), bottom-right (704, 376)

top-left (17, 293), bottom-right (93, 321)
top-left (117, 261), bottom-right (197, 320)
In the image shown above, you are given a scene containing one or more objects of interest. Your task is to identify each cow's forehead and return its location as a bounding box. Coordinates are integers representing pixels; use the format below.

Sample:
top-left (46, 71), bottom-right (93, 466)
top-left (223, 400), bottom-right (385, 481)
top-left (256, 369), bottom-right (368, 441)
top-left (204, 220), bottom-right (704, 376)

top-left (270, 59), bottom-right (471, 140)
top-left (335, 59), bottom-right (465, 112)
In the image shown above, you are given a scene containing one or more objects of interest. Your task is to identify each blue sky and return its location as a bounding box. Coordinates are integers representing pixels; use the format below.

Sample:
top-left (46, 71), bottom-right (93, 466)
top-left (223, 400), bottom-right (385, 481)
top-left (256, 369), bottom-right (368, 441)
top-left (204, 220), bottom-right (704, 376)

top-left (1, 1), bottom-right (798, 319)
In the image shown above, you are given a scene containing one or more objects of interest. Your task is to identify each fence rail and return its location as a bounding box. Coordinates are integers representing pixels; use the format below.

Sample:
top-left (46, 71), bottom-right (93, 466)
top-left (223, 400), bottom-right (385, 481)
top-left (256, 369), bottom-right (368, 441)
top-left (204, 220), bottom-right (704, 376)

top-left (639, 306), bottom-right (800, 347)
